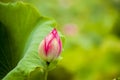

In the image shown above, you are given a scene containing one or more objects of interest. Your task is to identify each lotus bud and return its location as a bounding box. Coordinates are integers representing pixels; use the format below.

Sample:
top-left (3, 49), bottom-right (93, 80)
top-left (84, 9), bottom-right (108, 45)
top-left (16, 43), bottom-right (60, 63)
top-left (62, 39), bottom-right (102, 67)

top-left (38, 28), bottom-right (62, 62)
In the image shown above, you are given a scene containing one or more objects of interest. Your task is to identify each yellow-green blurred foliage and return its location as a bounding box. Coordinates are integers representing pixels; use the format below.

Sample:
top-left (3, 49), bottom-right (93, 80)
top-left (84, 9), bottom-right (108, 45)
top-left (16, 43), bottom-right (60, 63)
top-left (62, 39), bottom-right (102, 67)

top-left (1, 0), bottom-right (120, 80)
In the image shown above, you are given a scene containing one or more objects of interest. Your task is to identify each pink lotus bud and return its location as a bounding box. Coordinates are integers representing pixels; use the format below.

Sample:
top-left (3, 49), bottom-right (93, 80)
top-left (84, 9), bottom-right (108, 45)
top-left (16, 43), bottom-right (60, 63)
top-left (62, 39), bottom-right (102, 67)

top-left (38, 28), bottom-right (62, 62)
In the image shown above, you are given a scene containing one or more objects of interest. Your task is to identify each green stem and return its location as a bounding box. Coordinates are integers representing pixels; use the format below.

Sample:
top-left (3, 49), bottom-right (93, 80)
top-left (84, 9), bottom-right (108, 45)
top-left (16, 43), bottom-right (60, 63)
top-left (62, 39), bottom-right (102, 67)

top-left (44, 62), bottom-right (50, 80)
top-left (44, 69), bottom-right (48, 80)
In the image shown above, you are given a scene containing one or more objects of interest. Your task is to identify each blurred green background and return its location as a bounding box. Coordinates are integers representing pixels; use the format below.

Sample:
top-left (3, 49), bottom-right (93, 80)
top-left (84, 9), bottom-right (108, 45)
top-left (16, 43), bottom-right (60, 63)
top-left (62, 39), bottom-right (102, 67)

top-left (0, 0), bottom-right (120, 80)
